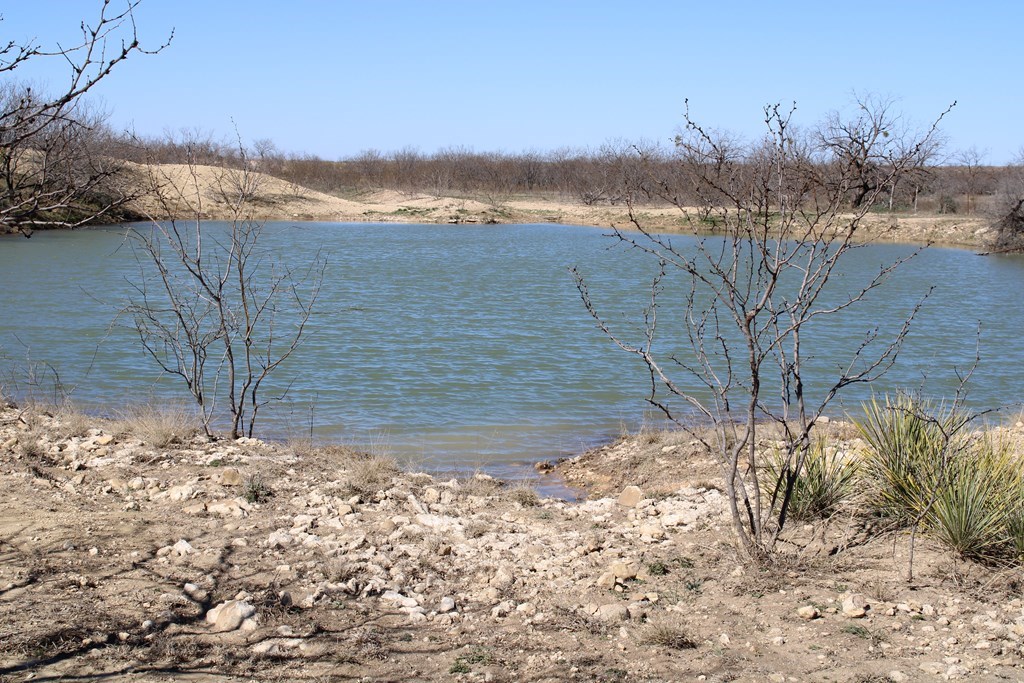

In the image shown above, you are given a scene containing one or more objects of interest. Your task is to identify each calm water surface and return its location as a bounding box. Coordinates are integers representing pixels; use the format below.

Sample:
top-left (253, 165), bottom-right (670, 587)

top-left (2, 222), bottom-right (1022, 479)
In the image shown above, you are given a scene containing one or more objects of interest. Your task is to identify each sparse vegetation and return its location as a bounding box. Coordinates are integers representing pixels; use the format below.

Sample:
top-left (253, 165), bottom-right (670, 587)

top-left (114, 402), bottom-right (198, 447)
top-left (855, 394), bottom-right (1024, 563)
top-left (343, 455), bottom-right (400, 498)
top-left (763, 437), bottom-right (859, 521)
top-left (642, 621), bottom-right (697, 649)
top-left (243, 472), bottom-right (271, 503)
top-left (647, 561), bottom-right (669, 576)
top-left (506, 482), bottom-right (540, 507)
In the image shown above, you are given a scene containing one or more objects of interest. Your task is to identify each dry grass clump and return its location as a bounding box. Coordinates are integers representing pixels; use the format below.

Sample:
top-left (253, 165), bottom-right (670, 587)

top-left (286, 434), bottom-right (315, 458)
top-left (505, 482), bottom-right (540, 507)
top-left (343, 455), bottom-right (400, 498)
top-left (18, 431), bottom-right (47, 460)
top-left (458, 472), bottom-right (504, 497)
top-left (243, 472), bottom-right (272, 503)
top-left (642, 620), bottom-right (697, 649)
top-left (53, 402), bottom-right (95, 439)
top-left (115, 403), bottom-right (199, 448)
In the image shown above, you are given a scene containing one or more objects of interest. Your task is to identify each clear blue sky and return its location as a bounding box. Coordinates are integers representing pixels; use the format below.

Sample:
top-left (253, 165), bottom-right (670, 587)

top-left (3, 1), bottom-right (1021, 163)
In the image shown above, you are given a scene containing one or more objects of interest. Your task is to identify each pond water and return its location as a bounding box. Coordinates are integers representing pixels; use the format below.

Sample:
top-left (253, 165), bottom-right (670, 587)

top-left (1, 222), bottom-right (1022, 480)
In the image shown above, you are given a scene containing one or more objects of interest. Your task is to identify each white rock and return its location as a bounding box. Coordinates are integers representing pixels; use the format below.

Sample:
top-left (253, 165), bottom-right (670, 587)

top-left (491, 600), bottom-right (515, 618)
top-left (267, 530), bottom-right (294, 548)
top-left (206, 600), bottom-right (256, 633)
top-left (842, 593), bottom-right (870, 618)
top-left (595, 604), bottom-right (630, 622)
top-left (439, 596), bottom-right (457, 613)
top-left (171, 539), bottom-right (194, 556)
top-left (165, 484), bottom-right (197, 502)
top-left (617, 486), bottom-right (643, 508)
top-left (797, 605), bottom-right (820, 620)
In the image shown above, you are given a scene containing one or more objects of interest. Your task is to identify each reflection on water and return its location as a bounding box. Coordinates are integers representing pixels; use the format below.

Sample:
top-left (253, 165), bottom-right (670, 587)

top-left (1, 222), bottom-right (1022, 477)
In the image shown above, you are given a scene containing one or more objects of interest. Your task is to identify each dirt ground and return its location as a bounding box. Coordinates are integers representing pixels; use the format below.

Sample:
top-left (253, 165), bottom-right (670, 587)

top-left (1, 401), bottom-right (1023, 682)
top-left (120, 162), bottom-right (993, 250)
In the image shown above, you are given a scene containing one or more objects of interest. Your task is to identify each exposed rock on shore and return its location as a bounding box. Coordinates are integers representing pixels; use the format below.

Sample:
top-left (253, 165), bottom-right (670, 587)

top-left (1, 401), bottom-right (1022, 681)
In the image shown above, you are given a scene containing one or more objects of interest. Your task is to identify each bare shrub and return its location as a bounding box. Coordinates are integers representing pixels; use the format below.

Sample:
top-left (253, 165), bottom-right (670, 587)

top-left (573, 97), bottom-right (953, 557)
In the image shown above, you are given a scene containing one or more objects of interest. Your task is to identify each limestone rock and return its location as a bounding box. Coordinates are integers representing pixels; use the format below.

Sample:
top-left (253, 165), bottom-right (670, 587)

top-left (206, 600), bottom-right (256, 633)
top-left (595, 603), bottom-right (630, 622)
top-left (207, 499), bottom-right (247, 518)
top-left (490, 600), bottom-right (515, 618)
top-left (617, 485), bottom-right (643, 508)
top-left (610, 562), bottom-right (638, 581)
top-left (797, 605), bottom-right (820, 620)
top-left (220, 468), bottom-right (245, 486)
top-left (171, 539), bottom-right (194, 556)
top-left (842, 593), bottom-right (870, 618)
top-left (165, 484), bottom-right (197, 502)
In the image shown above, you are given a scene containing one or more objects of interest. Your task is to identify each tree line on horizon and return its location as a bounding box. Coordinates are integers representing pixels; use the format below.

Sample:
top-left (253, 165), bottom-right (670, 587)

top-left (1, 0), bottom-right (1022, 247)
top-left (100, 125), bottom-right (1019, 219)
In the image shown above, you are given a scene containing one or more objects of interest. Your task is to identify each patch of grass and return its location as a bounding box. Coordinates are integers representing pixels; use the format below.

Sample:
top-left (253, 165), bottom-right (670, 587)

top-left (684, 578), bottom-right (704, 593)
top-left (54, 402), bottom-right (94, 439)
top-left (449, 659), bottom-right (471, 674)
top-left (343, 455), bottom-right (400, 498)
top-left (842, 623), bottom-right (885, 646)
top-left (642, 621), bottom-right (696, 649)
top-left (647, 561), bottom-right (669, 576)
top-left (506, 482), bottom-right (540, 507)
top-left (673, 556), bottom-right (695, 570)
top-left (842, 624), bottom-right (871, 638)
top-left (243, 472), bottom-right (271, 503)
top-left (115, 403), bottom-right (198, 448)
top-left (448, 648), bottom-right (491, 674)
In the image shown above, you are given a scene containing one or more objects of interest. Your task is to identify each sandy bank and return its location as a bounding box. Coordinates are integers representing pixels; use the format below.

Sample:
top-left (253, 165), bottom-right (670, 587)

top-left (123, 162), bottom-right (993, 250)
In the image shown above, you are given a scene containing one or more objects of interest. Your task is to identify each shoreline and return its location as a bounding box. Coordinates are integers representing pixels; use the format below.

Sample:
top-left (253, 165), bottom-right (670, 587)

top-left (2, 398), bottom-right (1022, 681)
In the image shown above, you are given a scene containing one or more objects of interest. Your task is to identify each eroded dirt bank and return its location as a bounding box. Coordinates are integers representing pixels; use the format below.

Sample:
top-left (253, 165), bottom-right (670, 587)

top-left (117, 162), bottom-right (993, 250)
top-left (1, 401), bottom-right (1022, 682)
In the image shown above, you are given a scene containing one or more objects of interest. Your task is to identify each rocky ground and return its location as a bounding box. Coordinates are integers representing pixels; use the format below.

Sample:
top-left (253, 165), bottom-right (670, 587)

top-left (1, 401), bottom-right (1023, 682)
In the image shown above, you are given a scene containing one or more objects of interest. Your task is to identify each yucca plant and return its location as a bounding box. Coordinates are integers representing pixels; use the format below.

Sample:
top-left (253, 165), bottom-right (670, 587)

top-left (857, 394), bottom-right (1024, 563)
top-left (854, 394), bottom-right (966, 524)
top-left (926, 436), bottom-right (1020, 560)
top-left (1006, 507), bottom-right (1024, 561)
top-left (763, 438), bottom-right (859, 521)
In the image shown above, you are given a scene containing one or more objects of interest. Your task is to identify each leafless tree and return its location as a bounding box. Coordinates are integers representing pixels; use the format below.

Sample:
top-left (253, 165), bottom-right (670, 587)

top-left (0, 1), bottom-right (170, 237)
top-left (124, 138), bottom-right (325, 439)
top-left (955, 146), bottom-right (989, 215)
top-left (573, 99), bottom-right (953, 558)
top-left (988, 148), bottom-right (1024, 253)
